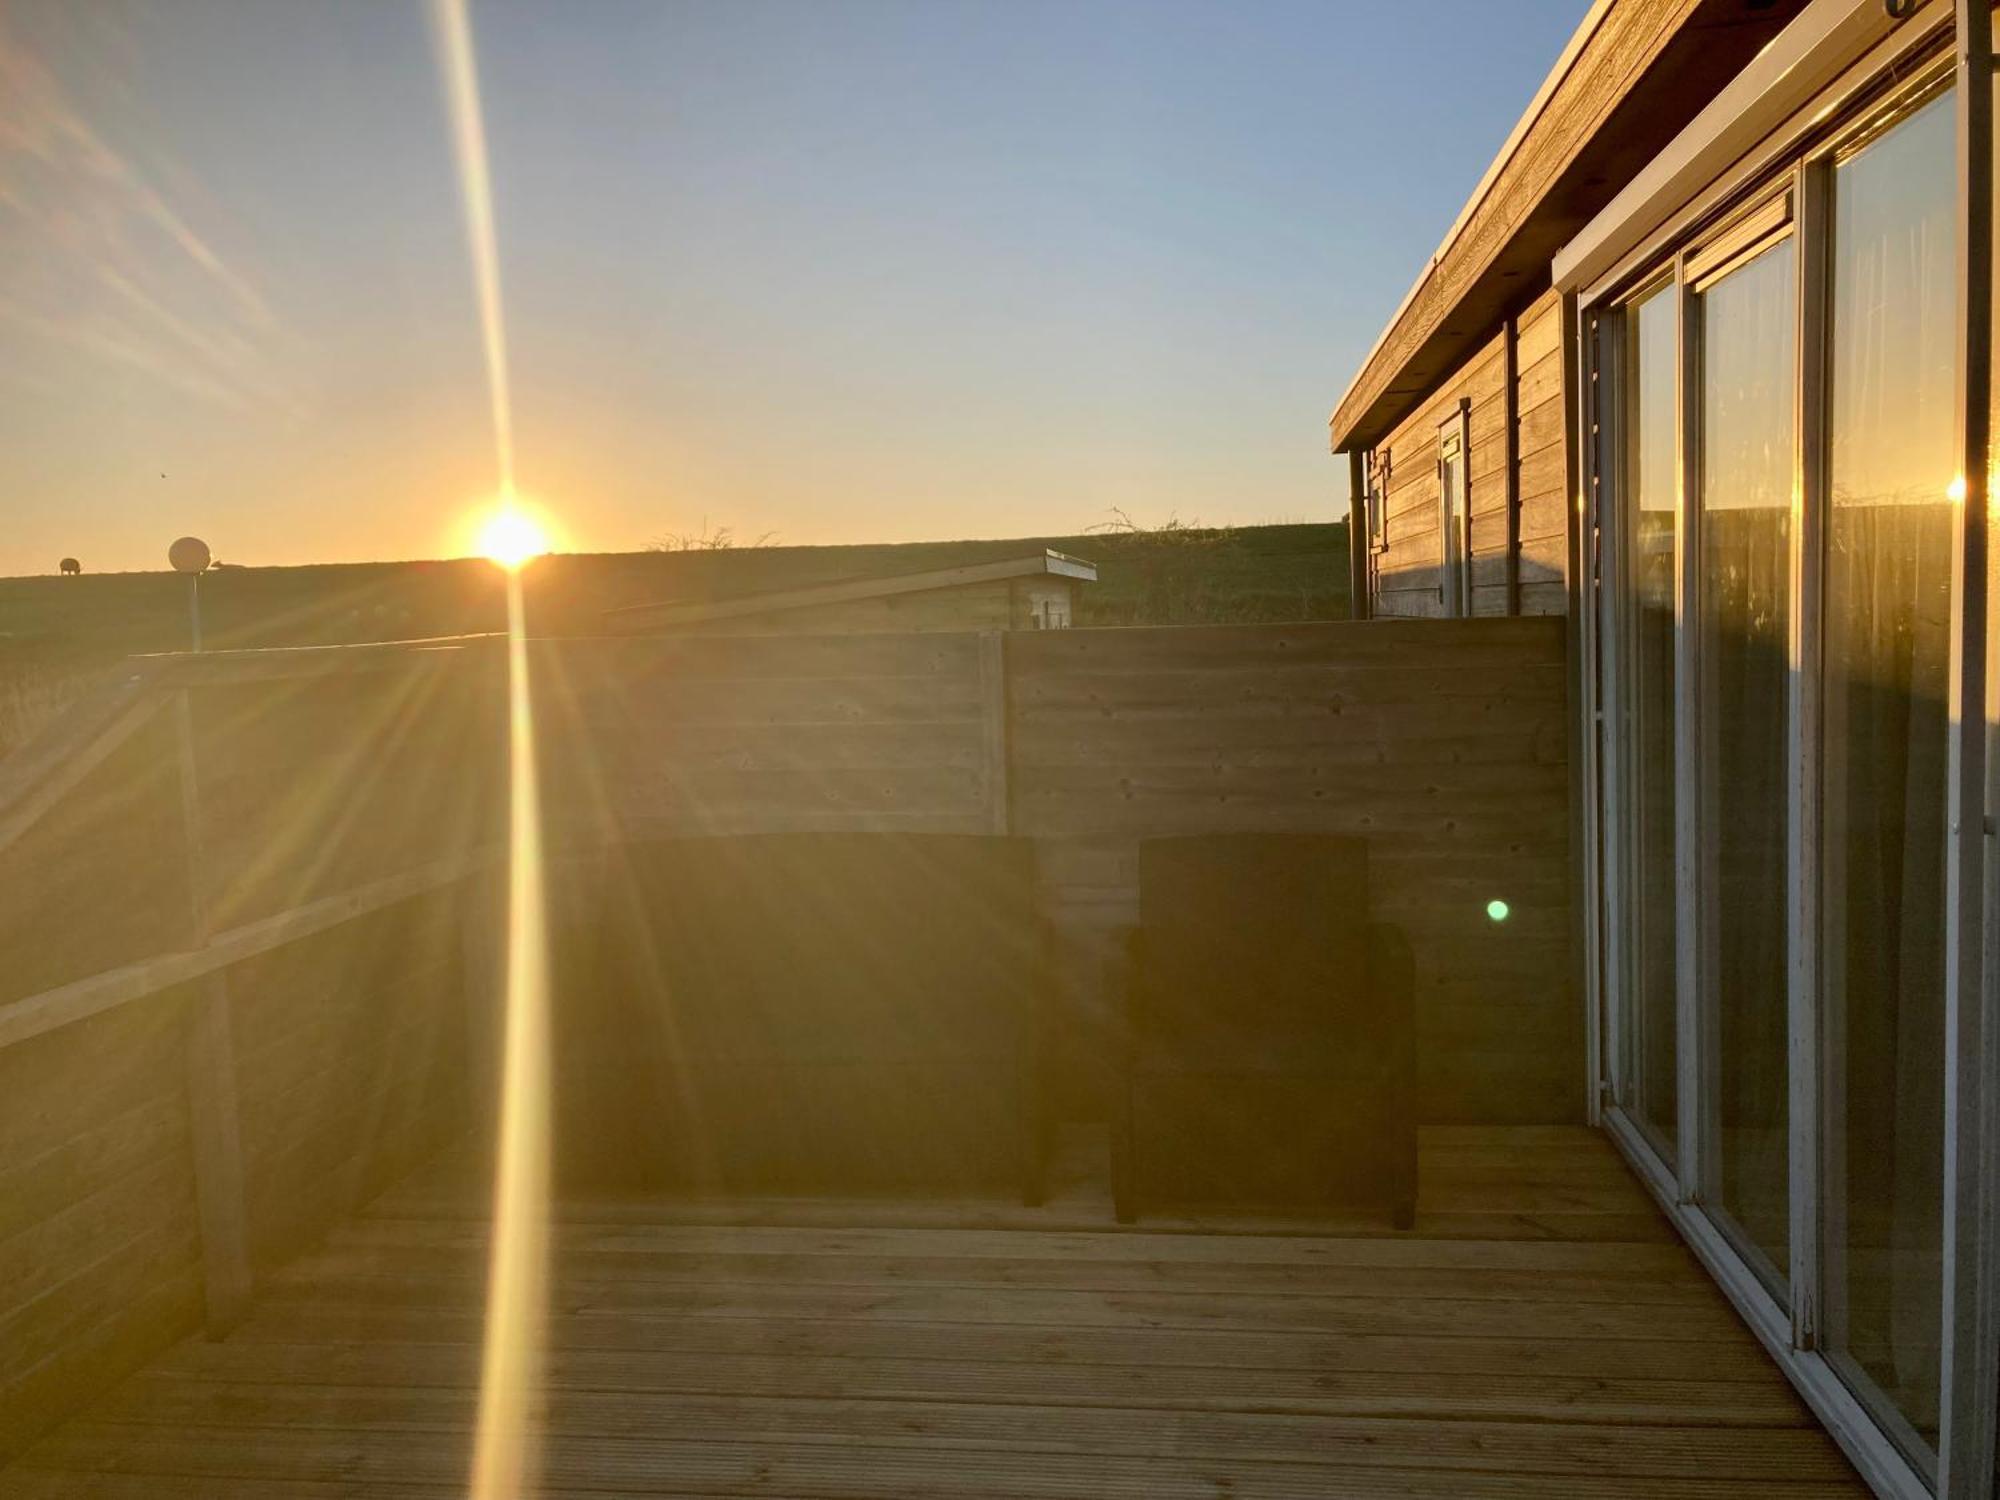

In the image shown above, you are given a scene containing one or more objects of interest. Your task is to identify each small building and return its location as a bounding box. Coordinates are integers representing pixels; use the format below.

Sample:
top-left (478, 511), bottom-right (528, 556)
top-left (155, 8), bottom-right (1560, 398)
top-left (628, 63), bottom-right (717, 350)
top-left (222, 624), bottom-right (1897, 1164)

top-left (1331, 4), bottom-right (1998, 1497)
top-left (601, 550), bottom-right (1096, 635)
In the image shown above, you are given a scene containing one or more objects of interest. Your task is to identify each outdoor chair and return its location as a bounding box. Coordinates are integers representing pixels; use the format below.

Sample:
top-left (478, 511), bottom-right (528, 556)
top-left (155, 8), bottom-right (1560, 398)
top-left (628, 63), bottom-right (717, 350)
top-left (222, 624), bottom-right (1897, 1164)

top-left (572, 831), bottom-right (1052, 1202)
top-left (1109, 832), bottom-right (1416, 1226)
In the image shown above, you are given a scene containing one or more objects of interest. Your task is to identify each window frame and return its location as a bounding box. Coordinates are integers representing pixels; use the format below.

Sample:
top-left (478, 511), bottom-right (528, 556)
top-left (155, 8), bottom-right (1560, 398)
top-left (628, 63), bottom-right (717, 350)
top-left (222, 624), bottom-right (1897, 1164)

top-left (1436, 401), bottom-right (1472, 616)
top-left (1597, 270), bottom-right (1680, 1173)
top-left (1367, 449), bottom-right (1391, 554)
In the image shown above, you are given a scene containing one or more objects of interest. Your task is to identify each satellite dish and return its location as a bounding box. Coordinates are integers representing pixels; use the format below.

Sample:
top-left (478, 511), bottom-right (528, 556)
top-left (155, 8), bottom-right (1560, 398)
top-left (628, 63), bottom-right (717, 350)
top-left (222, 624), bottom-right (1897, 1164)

top-left (168, 536), bottom-right (211, 574)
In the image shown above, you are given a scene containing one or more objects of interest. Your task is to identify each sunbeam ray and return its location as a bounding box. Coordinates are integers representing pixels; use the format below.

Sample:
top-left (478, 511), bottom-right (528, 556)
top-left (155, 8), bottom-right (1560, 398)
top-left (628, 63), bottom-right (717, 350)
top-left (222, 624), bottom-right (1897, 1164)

top-left (429, 0), bottom-right (516, 498)
top-left (425, 2), bottom-right (548, 1494)
top-left (470, 572), bottom-right (551, 1500)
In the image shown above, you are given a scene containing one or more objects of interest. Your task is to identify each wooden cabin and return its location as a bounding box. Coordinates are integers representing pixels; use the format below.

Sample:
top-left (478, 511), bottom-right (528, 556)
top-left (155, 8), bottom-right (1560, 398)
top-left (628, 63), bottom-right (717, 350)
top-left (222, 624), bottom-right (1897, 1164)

top-left (1333, 3), bottom-right (2000, 1497)
top-left (602, 550), bottom-right (1097, 636)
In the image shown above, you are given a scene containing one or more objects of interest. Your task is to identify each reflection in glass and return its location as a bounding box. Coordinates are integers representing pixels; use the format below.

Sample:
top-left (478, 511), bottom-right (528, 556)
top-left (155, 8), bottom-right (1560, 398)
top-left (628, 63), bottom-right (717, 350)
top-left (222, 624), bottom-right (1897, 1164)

top-left (1624, 283), bottom-right (1678, 1155)
top-left (1823, 89), bottom-right (1953, 1453)
top-left (1697, 230), bottom-right (1794, 1286)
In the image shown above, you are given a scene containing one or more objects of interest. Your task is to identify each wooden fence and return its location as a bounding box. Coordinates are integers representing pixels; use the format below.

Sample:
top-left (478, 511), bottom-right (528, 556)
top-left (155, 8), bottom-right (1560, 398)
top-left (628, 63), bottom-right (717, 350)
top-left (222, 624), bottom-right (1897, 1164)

top-left (529, 616), bottom-right (1577, 1124)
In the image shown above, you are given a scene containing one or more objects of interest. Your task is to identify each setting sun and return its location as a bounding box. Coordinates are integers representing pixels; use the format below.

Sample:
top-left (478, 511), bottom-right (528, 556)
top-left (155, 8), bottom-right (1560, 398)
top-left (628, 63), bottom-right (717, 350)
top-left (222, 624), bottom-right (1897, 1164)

top-left (476, 509), bottom-right (549, 570)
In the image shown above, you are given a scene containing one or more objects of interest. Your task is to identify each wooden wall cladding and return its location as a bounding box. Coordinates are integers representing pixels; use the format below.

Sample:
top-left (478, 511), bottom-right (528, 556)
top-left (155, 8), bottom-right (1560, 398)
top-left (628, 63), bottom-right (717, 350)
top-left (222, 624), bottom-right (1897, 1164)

top-left (1375, 330), bottom-right (1508, 620)
top-left (1372, 287), bottom-right (1571, 622)
top-left (530, 632), bottom-right (999, 844)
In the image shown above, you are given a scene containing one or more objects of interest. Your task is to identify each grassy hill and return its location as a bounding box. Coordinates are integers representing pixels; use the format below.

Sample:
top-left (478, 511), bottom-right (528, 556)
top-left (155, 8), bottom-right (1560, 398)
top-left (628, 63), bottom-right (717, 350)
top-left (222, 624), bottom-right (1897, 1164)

top-left (0, 521), bottom-right (1349, 756)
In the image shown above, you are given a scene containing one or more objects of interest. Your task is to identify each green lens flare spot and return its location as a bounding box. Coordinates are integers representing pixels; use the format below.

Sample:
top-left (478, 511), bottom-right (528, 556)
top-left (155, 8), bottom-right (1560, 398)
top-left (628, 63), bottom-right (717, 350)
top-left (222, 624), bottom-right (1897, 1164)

top-left (1486, 899), bottom-right (1511, 923)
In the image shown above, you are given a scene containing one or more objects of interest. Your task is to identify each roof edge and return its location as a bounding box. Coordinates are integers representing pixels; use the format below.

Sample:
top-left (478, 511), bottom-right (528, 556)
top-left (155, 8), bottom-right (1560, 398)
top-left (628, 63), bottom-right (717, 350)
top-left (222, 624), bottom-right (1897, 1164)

top-left (1328, 0), bottom-right (1617, 453)
top-left (602, 551), bottom-right (1098, 633)
top-left (1552, 0), bottom-right (1913, 296)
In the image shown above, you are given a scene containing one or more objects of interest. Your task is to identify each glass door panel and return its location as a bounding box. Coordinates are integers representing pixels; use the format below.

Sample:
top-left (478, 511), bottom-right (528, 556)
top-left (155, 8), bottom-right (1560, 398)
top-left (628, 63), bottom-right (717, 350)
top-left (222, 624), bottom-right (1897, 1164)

top-left (1822, 86), bottom-right (1954, 1457)
top-left (1622, 282), bottom-right (1680, 1157)
top-left (1695, 227), bottom-right (1796, 1287)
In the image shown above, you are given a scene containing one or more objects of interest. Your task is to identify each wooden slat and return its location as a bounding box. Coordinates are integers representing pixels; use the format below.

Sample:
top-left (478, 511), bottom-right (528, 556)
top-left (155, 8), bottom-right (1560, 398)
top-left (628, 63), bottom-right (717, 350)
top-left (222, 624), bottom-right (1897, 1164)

top-left (295, 1242), bottom-right (1725, 1308)
top-left (134, 636), bottom-right (502, 689)
top-left (0, 850), bottom-right (498, 1053)
top-left (64, 1386), bottom-right (1860, 1483)
top-left (139, 1337), bottom-right (1819, 1426)
top-left (8, 1422), bottom-right (1873, 1500)
top-left (327, 1217), bottom-right (1697, 1272)
top-left (251, 1272), bottom-right (1750, 1343)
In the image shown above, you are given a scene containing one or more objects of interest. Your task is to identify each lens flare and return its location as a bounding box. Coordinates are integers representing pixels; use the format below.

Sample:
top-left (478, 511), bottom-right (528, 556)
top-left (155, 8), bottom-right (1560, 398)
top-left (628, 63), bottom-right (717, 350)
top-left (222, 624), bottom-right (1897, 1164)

top-left (431, 0), bottom-right (516, 496)
top-left (478, 509), bottom-right (549, 571)
top-left (428, 2), bottom-right (550, 1495)
top-left (1487, 899), bottom-right (1511, 923)
top-left (469, 570), bottom-right (552, 1500)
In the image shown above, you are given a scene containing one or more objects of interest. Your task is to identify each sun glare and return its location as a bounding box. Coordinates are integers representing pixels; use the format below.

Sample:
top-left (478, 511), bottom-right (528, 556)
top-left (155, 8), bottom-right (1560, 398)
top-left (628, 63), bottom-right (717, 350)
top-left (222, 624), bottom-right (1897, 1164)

top-left (478, 509), bottom-right (549, 571)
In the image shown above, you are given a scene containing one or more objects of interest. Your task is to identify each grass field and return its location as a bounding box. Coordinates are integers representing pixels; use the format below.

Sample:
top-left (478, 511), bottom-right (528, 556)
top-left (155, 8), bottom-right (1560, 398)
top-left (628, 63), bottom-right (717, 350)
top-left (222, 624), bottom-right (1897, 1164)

top-left (0, 521), bottom-right (1348, 758)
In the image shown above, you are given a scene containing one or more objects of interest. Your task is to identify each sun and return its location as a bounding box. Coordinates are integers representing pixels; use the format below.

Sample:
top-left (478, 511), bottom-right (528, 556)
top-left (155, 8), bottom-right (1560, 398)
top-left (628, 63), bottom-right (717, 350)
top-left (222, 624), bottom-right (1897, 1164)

top-left (476, 508), bottom-right (550, 570)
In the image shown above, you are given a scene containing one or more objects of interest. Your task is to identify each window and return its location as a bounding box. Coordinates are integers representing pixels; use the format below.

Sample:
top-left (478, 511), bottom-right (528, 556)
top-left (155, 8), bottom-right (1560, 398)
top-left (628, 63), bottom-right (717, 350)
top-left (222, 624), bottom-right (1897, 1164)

top-left (1368, 450), bottom-right (1391, 553)
top-left (1820, 83), bottom-right (1954, 1460)
top-left (1617, 279), bottom-right (1679, 1158)
top-left (1438, 403), bottom-right (1470, 616)
top-left (1693, 209), bottom-right (1796, 1293)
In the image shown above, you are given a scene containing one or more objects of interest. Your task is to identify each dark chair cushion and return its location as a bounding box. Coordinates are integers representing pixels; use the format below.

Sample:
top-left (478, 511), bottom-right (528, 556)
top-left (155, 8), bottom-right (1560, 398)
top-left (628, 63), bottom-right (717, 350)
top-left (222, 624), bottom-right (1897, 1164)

top-left (565, 833), bottom-right (1046, 1196)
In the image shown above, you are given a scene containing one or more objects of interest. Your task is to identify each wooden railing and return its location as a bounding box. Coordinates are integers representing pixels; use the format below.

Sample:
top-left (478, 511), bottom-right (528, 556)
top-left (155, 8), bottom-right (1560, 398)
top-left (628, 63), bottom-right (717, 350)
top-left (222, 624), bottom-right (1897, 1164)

top-left (0, 635), bottom-right (504, 1347)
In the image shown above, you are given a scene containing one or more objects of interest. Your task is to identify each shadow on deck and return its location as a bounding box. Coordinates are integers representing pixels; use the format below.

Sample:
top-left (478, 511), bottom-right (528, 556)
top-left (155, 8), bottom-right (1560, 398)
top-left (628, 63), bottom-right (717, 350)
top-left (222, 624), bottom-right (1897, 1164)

top-left (7, 1125), bottom-right (1869, 1499)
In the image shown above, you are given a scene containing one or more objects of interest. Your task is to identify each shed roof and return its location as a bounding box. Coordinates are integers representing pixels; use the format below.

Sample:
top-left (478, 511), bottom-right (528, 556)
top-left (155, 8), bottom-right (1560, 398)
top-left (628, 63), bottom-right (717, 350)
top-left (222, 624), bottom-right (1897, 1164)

top-left (602, 550), bottom-right (1097, 633)
top-left (1328, 0), bottom-right (1808, 454)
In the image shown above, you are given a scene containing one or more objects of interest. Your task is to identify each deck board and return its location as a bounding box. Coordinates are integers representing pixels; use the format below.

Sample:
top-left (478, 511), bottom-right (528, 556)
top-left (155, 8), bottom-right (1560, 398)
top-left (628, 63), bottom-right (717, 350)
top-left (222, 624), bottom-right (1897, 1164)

top-left (3, 1126), bottom-right (1870, 1497)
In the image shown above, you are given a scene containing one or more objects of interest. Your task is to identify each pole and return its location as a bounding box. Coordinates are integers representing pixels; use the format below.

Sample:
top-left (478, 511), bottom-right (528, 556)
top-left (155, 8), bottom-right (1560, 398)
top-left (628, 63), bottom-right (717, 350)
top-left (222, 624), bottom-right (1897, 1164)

top-left (188, 572), bottom-right (203, 653)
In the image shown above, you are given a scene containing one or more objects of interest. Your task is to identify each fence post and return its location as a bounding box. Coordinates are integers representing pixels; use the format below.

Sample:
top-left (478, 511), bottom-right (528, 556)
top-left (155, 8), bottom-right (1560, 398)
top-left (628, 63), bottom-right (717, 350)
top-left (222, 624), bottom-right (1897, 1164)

top-left (173, 689), bottom-right (252, 1336)
top-left (978, 630), bottom-right (1011, 836)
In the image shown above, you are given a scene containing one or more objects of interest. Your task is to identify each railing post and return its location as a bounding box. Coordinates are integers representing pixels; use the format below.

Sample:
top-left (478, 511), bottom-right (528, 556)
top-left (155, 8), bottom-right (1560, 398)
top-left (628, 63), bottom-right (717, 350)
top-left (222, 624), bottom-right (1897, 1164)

top-left (173, 688), bottom-right (252, 1336)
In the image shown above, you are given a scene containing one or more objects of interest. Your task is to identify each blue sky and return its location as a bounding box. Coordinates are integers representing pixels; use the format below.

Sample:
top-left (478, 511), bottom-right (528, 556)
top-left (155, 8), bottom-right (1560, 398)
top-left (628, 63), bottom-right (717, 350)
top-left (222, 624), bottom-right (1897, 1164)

top-left (0, 1), bottom-right (1581, 574)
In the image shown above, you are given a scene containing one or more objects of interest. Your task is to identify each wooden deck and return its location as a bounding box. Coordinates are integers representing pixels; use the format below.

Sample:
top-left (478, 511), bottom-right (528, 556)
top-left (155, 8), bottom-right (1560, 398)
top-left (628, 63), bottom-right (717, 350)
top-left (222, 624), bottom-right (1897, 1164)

top-left (5, 1126), bottom-right (1869, 1498)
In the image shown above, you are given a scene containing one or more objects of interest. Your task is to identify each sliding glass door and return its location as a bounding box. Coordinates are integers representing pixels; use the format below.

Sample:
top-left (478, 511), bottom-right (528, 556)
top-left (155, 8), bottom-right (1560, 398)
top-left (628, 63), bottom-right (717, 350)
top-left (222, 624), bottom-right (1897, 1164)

top-left (1594, 58), bottom-right (1973, 1493)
